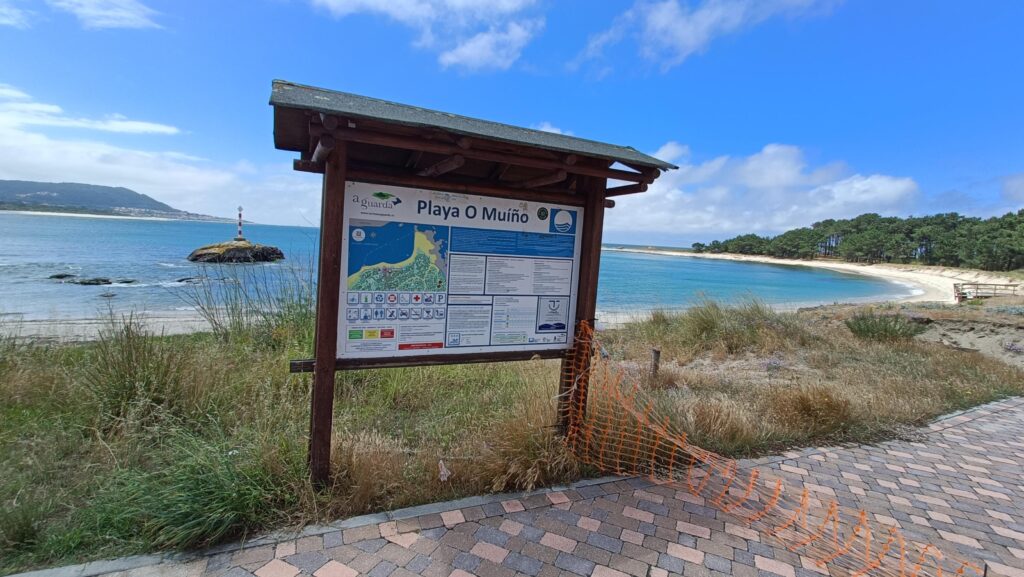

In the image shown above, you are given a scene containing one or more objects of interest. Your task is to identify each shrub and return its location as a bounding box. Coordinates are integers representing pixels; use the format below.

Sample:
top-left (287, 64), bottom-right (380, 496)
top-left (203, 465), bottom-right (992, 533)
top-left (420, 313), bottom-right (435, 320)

top-left (845, 313), bottom-right (926, 342)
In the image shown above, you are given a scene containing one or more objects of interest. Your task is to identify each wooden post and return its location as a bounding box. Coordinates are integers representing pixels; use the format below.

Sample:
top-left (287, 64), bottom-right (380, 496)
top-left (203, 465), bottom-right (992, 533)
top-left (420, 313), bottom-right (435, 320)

top-left (557, 173), bottom-right (607, 436)
top-left (309, 141), bottom-right (348, 486)
top-left (650, 348), bottom-right (661, 378)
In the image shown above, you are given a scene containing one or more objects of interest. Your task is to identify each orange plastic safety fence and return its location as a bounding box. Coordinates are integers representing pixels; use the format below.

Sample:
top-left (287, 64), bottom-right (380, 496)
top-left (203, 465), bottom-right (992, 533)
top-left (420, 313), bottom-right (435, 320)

top-left (562, 322), bottom-right (982, 577)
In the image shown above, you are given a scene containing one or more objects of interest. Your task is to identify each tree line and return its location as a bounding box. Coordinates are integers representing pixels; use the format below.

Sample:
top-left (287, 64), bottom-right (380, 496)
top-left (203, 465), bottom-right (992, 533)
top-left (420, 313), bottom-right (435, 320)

top-left (691, 210), bottom-right (1024, 272)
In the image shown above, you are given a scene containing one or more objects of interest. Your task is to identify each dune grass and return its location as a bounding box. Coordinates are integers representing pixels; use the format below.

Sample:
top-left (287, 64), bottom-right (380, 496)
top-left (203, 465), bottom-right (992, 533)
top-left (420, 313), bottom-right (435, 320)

top-left (599, 301), bottom-right (1024, 455)
top-left (2, 293), bottom-right (1023, 574)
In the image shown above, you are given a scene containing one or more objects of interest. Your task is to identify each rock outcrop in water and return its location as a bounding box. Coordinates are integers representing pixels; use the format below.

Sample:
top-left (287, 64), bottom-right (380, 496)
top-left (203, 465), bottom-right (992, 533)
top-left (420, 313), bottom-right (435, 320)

top-left (187, 240), bottom-right (284, 263)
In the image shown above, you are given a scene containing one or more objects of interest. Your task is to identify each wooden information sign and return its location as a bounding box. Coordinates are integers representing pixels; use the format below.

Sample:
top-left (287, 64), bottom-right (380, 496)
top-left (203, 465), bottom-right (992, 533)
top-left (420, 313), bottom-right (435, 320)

top-left (340, 182), bottom-right (583, 361)
top-left (270, 80), bottom-right (674, 484)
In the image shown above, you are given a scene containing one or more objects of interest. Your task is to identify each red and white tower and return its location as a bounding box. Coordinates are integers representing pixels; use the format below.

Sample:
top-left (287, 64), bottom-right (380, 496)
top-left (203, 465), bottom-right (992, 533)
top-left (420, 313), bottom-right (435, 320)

top-left (235, 205), bottom-right (245, 240)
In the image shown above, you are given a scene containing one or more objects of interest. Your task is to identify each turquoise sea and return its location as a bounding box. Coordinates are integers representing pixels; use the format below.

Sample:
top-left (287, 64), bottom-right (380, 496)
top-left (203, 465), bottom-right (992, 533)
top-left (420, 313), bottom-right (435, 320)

top-left (0, 212), bottom-right (912, 321)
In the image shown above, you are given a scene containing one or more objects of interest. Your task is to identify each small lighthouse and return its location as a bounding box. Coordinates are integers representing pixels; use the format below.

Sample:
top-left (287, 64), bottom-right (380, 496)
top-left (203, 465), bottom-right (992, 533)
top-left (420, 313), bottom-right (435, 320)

top-left (187, 204), bottom-right (284, 263)
top-left (235, 205), bottom-right (245, 241)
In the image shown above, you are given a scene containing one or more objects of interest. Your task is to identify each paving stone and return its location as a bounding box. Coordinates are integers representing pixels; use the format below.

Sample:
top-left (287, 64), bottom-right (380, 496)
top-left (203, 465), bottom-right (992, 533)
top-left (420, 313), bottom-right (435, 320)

top-left (284, 552), bottom-right (330, 575)
top-left (420, 528), bottom-right (448, 541)
top-left (702, 555), bottom-right (730, 574)
top-left (343, 525), bottom-right (380, 545)
top-left (312, 561), bottom-right (357, 577)
top-left (452, 553), bottom-right (480, 573)
top-left (554, 552), bottom-right (596, 576)
top-left (367, 561), bottom-right (397, 577)
top-left (656, 553), bottom-right (684, 574)
top-left (503, 553), bottom-right (543, 576)
top-left (354, 540), bottom-right (388, 554)
top-left (254, 560), bottom-right (299, 577)
top-left (586, 533), bottom-right (623, 554)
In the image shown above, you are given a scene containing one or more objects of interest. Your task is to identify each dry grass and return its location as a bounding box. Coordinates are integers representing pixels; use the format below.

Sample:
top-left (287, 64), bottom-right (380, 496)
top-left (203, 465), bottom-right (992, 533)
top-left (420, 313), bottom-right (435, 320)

top-left (601, 302), bottom-right (1024, 456)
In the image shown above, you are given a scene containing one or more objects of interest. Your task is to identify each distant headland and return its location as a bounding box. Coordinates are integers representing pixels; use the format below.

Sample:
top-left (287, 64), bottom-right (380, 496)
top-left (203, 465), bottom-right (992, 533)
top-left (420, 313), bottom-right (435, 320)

top-left (0, 179), bottom-right (233, 222)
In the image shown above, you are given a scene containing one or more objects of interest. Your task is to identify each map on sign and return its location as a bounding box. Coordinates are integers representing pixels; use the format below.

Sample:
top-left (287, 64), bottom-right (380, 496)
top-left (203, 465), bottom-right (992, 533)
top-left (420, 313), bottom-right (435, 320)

top-left (346, 220), bottom-right (448, 293)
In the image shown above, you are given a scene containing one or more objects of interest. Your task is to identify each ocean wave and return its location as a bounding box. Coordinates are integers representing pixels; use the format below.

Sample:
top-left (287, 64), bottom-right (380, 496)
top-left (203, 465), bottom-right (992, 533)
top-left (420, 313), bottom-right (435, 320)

top-left (157, 262), bottom-right (190, 268)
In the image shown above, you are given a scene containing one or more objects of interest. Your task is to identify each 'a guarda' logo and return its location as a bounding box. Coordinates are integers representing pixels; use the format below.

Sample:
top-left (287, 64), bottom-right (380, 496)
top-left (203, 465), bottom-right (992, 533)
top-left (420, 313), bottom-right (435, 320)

top-left (352, 191), bottom-right (402, 209)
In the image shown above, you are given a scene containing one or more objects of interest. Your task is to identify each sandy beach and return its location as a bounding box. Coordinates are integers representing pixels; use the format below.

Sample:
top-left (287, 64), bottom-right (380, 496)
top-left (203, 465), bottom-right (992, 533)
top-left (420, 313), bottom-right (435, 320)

top-left (3, 310), bottom-right (212, 342)
top-left (604, 247), bottom-right (1020, 304)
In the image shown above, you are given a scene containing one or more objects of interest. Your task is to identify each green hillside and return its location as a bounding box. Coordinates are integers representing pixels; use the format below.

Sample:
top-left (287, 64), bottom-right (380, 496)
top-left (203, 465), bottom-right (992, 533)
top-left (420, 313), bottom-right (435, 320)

top-left (0, 180), bottom-right (180, 213)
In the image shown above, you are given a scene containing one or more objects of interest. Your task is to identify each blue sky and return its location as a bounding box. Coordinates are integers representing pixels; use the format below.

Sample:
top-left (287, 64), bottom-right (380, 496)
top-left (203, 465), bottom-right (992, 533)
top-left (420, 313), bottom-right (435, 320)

top-left (1, 0), bottom-right (1022, 246)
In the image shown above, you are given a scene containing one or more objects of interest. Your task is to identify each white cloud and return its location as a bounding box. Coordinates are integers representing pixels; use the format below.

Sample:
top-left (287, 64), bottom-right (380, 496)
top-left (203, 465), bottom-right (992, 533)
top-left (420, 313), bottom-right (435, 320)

top-left (532, 121), bottom-right (573, 136)
top-left (0, 85), bottom-right (322, 225)
top-left (0, 0), bottom-right (30, 27)
top-left (577, 0), bottom-right (836, 72)
top-left (439, 19), bottom-right (542, 71)
top-left (310, 0), bottom-right (542, 71)
top-left (0, 83), bottom-right (31, 100)
top-left (0, 86), bottom-right (178, 134)
top-left (46, 0), bottom-right (159, 29)
top-left (1004, 173), bottom-right (1024, 203)
top-left (606, 141), bottom-right (918, 242)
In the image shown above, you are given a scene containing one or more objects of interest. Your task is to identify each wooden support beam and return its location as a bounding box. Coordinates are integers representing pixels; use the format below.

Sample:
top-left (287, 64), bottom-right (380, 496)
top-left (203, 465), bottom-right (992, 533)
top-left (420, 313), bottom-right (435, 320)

top-left (309, 141), bottom-right (348, 487)
top-left (311, 134), bottom-right (335, 164)
top-left (405, 150), bottom-right (423, 169)
top-left (516, 170), bottom-right (567, 189)
top-left (490, 162), bottom-right (511, 181)
top-left (294, 159), bottom-right (324, 173)
top-left (557, 174), bottom-right (607, 436)
top-left (606, 183), bottom-right (648, 196)
top-left (319, 113), bottom-right (339, 131)
top-left (319, 126), bottom-right (653, 183)
top-left (620, 162), bottom-right (661, 179)
top-left (290, 348), bottom-right (567, 373)
top-left (417, 154), bottom-right (465, 178)
top-left (456, 136), bottom-right (472, 150)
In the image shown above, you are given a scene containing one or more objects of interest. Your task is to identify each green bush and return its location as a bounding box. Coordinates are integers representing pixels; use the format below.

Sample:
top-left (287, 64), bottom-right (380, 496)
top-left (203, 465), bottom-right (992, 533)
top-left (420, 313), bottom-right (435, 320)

top-left (845, 313), bottom-right (926, 342)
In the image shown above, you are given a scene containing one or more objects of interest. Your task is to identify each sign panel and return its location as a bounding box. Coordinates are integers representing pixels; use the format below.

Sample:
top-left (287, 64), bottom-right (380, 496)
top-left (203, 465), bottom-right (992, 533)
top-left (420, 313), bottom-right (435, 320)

top-left (339, 182), bottom-right (584, 359)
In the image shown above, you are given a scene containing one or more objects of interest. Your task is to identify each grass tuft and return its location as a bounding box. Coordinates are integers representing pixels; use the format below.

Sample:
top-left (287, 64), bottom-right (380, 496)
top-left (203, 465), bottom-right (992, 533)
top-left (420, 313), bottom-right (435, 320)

top-left (0, 499), bottom-right (49, 555)
top-left (845, 312), bottom-right (926, 342)
top-left (87, 432), bottom-right (300, 550)
top-left (607, 300), bottom-right (810, 362)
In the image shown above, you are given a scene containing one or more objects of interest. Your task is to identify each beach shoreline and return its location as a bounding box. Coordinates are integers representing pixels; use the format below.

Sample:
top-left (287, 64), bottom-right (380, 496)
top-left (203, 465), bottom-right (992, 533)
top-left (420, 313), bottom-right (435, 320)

top-left (594, 247), bottom-right (1021, 327)
top-left (7, 249), bottom-right (1019, 340)
top-left (3, 310), bottom-right (212, 342)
